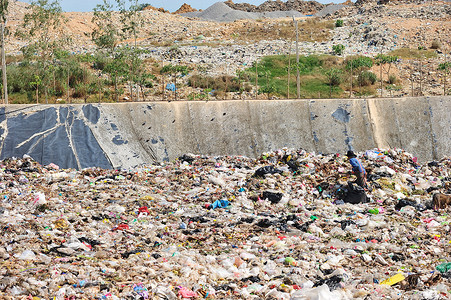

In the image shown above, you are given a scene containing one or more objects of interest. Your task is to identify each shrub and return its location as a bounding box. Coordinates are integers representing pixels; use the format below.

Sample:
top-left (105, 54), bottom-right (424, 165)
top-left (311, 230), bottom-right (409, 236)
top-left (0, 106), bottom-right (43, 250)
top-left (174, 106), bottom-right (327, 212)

top-left (93, 55), bottom-right (111, 71)
top-left (347, 56), bottom-right (374, 70)
top-left (388, 75), bottom-right (397, 84)
top-left (188, 75), bottom-right (243, 92)
top-left (358, 71), bottom-right (377, 86)
top-left (335, 19), bottom-right (344, 27)
top-left (72, 83), bottom-right (88, 99)
top-left (430, 39), bottom-right (441, 50)
top-left (332, 44), bottom-right (345, 56)
top-left (298, 55), bottom-right (322, 72)
top-left (438, 62), bottom-right (451, 72)
top-left (325, 68), bottom-right (342, 86)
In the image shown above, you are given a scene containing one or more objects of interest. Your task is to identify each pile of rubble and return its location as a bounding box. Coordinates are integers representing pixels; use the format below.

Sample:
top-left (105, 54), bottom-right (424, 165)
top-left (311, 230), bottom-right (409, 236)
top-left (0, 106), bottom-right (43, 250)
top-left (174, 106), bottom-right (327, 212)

top-left (335, 2), bottom-right (451, 20)
top-left (0, 148), bottom-right (450, 299)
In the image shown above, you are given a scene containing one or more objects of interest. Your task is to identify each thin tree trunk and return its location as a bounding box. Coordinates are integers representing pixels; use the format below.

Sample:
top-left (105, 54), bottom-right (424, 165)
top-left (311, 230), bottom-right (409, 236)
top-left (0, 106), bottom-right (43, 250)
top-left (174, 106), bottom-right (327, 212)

top-left (115, 71), bottom-right (118, 102)
top-left (98, 78), bottom-right (101, 103)
top-left (380, 62), bottom-right (383, 97)
top-left (162, 74), bottom-right (165, 101)
top-left (1, 22), bottom-right (8, 105)
top-left (419, 60), bottom-right (422, 95)
top-left (359, 68), bottom-right (362, 96)
top-left (350, 61), bottom-right (353, 98)
top-left (287, 53), bottom-right (291, 99)
top-left (67, 71), bottom-right (70, 103)
top-left (161, 62), bottom-right (165, 101)
top-left (255, 61), bottom-right (258, 100)
top-left (411, 60), bottom-right (414, 97)
top-left (224, 76), bottom-right (228, 100)
top-left (330, 80), bottom-right (332, 98)
top-left (444, 52), bottom-right (447, 96)
top-left (141, 85), bottom-right (145, 101)
top-left (293, 17), bottom-right (300, 99)
top-left (174, 73), bottom-right (177, 101)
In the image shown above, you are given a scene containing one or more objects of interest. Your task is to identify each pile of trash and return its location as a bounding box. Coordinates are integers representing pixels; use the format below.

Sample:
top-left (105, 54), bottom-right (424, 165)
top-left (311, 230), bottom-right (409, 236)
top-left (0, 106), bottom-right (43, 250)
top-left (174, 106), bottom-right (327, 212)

top-left (0, 148), bottom-right (450, 299)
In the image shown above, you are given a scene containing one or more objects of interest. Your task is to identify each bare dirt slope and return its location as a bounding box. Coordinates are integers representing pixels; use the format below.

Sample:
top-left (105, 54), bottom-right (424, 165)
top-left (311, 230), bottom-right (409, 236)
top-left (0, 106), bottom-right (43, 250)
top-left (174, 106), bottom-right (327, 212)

top-left (4, 1), bottom-right (451, 98)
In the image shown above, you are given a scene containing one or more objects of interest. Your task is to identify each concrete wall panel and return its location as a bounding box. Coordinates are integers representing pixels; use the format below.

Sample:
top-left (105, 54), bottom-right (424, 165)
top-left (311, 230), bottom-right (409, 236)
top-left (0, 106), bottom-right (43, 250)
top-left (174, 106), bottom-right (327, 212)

top-left (0, 97), bottom-right (449, 169)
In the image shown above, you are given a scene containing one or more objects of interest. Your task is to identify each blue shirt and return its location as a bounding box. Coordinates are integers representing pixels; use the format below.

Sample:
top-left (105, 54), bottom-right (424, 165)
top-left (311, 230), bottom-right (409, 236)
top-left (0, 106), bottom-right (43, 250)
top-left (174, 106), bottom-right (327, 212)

top-left (349, 157), bottom-right (366, 174)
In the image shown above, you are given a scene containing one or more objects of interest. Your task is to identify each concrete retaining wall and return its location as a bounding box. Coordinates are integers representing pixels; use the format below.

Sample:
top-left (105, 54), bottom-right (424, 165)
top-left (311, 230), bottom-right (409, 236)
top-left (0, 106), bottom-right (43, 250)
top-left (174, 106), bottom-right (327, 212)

top-left (0, 96), bottom-right (449, 169)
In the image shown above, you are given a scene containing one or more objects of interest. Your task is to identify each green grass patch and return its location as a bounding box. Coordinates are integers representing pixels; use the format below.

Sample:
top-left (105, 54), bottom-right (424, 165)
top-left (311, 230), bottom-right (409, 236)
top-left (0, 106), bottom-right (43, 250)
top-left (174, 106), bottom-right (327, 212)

top-left (244, 54), bottom-right (348, 98)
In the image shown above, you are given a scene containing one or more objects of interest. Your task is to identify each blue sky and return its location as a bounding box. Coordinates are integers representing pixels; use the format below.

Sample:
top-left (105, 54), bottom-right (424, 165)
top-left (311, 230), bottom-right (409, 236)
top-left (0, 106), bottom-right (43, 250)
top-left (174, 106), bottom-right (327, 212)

top-left (22, 0), bottom-right (342, 13)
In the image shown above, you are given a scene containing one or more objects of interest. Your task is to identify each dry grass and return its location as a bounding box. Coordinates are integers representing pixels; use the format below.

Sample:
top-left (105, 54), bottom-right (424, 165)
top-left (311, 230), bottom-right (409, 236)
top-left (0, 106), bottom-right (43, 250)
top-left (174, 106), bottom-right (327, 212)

top-left (232, 18), bottom-right (334, 43)
top-left (389, 48), bottom-right (438, 60)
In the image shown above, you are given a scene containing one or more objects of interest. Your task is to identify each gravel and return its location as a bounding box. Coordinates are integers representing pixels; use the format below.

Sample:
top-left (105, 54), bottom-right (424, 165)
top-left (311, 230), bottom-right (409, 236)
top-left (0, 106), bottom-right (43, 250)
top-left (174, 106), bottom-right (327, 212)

top-left (183, 2), bottom-right (305, 22)
top-left (315, 4), bottom-right (348, 17)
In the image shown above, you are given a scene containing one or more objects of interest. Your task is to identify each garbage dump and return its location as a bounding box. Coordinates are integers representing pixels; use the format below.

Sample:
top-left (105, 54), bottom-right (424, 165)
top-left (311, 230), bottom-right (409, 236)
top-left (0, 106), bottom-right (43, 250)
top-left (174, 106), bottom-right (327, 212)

top-left (0, 148), bottom-right (450, 299)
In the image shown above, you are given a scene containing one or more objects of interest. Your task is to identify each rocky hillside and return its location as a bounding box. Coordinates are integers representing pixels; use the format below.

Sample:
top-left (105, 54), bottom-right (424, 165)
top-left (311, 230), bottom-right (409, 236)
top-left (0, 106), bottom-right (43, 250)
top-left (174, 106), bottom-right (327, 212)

top-left (225, 0), bottom-right (325, 14)
top-left (3, 1), bottom-right (451, 99)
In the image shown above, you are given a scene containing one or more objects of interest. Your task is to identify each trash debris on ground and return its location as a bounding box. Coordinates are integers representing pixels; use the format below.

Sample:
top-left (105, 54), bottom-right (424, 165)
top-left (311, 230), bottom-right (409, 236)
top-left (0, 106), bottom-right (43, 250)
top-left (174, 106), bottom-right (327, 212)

top-left (0, 148), bottom-right (450, 298)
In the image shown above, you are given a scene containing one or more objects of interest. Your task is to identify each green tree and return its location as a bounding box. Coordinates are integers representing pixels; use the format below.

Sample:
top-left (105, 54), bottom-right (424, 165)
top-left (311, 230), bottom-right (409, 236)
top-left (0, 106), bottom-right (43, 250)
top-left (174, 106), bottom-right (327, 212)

top-left (92, 0), bottom-right (146, 102)
top-left (118, 0), bottom-right (145, 101)
top-left (375, 54), bottom-right (398, 96)
top-left (16, 0), bottom-right (68, 103)
top-left (332, 44), bottom-right (345, 56)
top-left (259, 84), bottom-right (275, 99)
top-left (92, 0), bottom-right (121, 53)
top-left (438, 61), bottom-right (450, 95)
top-left (135, 72), bottom-right (155, 101)
top-left (105, 47), bottom-right (129, 102)
top-left (324, 68), bottom-right (342, 98)
top-left (335, 19), bottom-right (343, 28)
top-left (160, 64), bottom-right (190, 100)
top-left (54, 49), bottom-right (74, 103)
top-left (347, 56), bottom-right (373, 94)
top-left (30, 74), bottom-right (42, 103)
top-left (92, 0), bottom-right (123, 101)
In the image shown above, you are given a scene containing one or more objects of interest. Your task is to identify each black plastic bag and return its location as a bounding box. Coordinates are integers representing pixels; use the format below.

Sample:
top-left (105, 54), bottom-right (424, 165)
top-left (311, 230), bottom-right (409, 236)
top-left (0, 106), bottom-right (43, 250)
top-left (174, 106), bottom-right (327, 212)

top-left (253, 166), bottom-right (282, 177)
top-left (262, 191), bottom-right (283, 204)
top-left (395, 199), bottom-right (424, 211)
top-left (343, 182), bottom-right (368, 204)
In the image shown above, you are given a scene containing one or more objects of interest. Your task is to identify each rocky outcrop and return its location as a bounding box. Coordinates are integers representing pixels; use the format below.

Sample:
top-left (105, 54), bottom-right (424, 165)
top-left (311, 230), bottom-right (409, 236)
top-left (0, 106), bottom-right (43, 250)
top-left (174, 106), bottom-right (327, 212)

top-left (141, 4), bottom-right (168, 13)
top-left (225, 0), bottom-right (325, 15)
top-left (174, 3), bottom-right (197, 14)
top-left (224, 0), bottom-right (258, 12)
